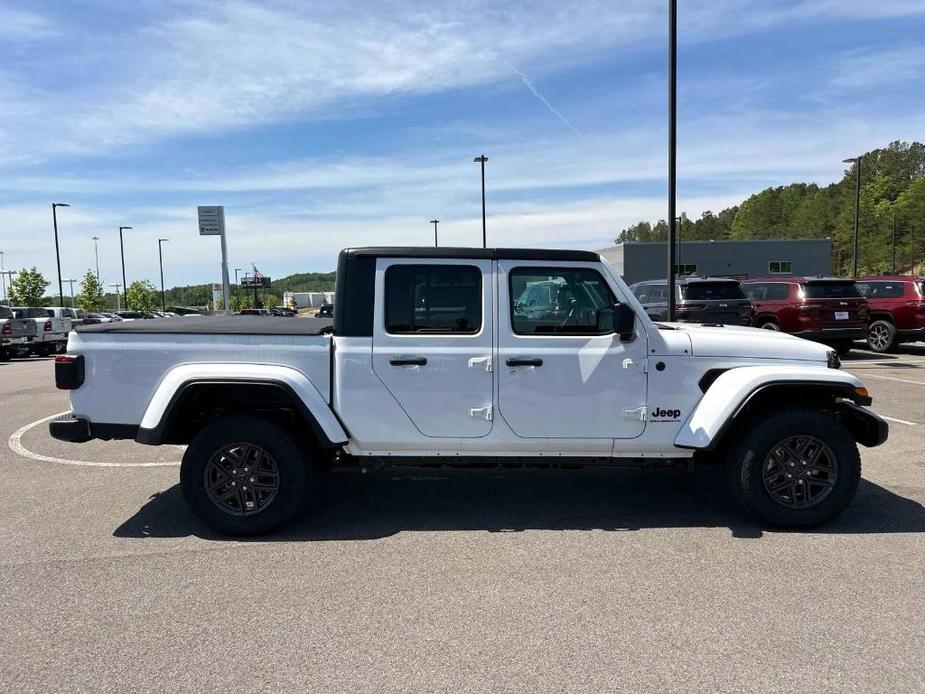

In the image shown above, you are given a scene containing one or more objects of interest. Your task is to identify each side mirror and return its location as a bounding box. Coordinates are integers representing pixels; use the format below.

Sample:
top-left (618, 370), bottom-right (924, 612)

top-left (597, 303), bottom-right (636, 340)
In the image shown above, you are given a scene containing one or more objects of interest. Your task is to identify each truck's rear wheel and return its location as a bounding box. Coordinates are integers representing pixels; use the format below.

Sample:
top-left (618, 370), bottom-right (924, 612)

top-left (180, 414), bottom-right (310, 536)
top-left (726, 409), bottom-right (860, 528)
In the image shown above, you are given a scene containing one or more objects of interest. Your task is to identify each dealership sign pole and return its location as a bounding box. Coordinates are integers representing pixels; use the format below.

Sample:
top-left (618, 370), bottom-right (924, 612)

top-left (198, 206), bottom-right (231, 314)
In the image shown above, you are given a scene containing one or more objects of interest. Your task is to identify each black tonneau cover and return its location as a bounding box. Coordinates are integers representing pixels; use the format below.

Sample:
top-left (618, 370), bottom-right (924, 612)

top-left (76, 316), bottom-right (332, 336)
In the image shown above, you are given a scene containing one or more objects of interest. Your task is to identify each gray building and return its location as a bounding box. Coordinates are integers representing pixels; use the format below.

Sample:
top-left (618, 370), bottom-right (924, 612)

top-left (598, 238), bottom-right (832, 285)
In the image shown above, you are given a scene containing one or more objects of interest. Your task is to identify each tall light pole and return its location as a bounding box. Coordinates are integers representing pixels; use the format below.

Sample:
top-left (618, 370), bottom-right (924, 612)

top-left (430, 219), bottom-right (439, 247)
top-left (234, 268), bottom-right (243, 284)
top-left (0, 250), bottom-right (6, 303)
top-left (842, 156), bottom-right (861, 277)
top-left (118, 226), bottom-right (133, 308)
top-left (158, 238), bottom-right (169, 311)
top-left (0, 269), bottom-right (16, 305)
top-left (62, 278), bottom-right (76, 307)
top-left (473, 155), bottom-right (488, 248)
top-left (92, 236), bottom-right (101, 281)
top-left (666, 0), bottom-right (678, 321)
top-left (52, 203), bottom-right (70, 306)
top-left (109, 283), bottom-right (122, 311)
top-left (891, 204), bottom-right (897, 275)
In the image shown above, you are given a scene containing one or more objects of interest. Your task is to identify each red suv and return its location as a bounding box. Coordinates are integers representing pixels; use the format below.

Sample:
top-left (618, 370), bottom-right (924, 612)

top-left (741, 277), bottom-right (869, 355)
top-left (856, 276), bottom-right (925, 352)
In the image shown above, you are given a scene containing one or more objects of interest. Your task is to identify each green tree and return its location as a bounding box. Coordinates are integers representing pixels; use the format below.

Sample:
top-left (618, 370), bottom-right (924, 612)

top-left (75, 270), bottom-right (105, 312)
top-left (230, 294), bottom-right (247, 313)
top-left (9, 267), bottom-right (50, 306)
top-left (125, 280), bottom-right (158, 312)
top-left (262, 292), bottom-right (279, 309)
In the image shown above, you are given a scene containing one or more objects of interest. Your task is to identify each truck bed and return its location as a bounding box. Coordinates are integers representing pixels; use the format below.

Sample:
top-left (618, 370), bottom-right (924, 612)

top-left (76, 316), bottom-right (332, 335)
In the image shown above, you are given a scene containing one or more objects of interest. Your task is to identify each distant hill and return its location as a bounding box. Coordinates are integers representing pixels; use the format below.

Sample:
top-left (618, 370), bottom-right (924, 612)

top-left (158, 270), bottom-right (336, 308)
top-left (615, 140), bottom-right (925, 276)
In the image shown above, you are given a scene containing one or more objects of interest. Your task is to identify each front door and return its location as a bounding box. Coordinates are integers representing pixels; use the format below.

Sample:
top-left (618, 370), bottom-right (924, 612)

top-left (498, 261), bottom-right (648, 439)
top-left (372, 258), bottom-right (494, 438)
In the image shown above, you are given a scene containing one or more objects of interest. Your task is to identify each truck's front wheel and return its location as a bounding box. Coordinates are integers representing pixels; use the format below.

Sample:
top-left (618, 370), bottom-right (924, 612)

top-left (726, 409), bottom-right (860, 528)
top-left (180, 414), bottom-right (310, 536)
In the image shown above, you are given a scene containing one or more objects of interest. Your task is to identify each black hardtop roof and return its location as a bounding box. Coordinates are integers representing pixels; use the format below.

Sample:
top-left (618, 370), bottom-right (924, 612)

top-left (341, 246), bottom-right (599, 262)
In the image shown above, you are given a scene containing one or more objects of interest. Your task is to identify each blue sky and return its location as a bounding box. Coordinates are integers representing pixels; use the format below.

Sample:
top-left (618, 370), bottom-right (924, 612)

top-left (1, 1), bottom-right (923, 289)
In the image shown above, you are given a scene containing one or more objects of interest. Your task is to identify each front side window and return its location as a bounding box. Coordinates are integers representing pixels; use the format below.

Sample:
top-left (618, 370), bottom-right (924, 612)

top-left (385, 264), bottom-right (481, 334)
top-left (769, 260), bottom-right (792, 274)
top-left (511, 267), bottom-right (615, 335)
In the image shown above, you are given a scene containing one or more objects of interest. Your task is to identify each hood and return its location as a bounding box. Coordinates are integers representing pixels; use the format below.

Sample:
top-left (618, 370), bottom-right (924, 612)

top-left (666, 323), bottom-right (831, 362)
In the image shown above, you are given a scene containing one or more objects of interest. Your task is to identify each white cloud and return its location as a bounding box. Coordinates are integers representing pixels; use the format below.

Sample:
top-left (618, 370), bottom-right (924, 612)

top-left (829, 45), bottom-right (925, 89)
top-left (0, 6), bottom-right (57, 41)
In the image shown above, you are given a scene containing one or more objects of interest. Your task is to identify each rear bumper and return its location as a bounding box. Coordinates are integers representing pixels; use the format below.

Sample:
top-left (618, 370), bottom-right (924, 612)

top-left (793, 327), bottom-right (866, 342)
top-left (0, 336), bottom-right (29, 346)
top-left (49, 413), bottom-right (138, 443)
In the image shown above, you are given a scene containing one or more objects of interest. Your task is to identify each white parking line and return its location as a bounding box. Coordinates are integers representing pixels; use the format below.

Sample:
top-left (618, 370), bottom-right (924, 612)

top-left (879, 414), bottom-right (918, 426)
top-left (860, 372), bottom-right (925, 386)
top-left (8, 412), bottom-right (181, 468)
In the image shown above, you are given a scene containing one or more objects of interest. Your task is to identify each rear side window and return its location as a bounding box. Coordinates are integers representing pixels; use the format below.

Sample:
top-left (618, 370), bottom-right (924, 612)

top-left (856, 281), bottom-right (904, 299)
top-left (682, 283), bottom-right (745, 301)
top-left (511, 267), bottom-right (615, 335)
top-left (803, 282), bottom-right (861, 299)
top-left (385, 265), bottom-right (481, 334)
top-left (0, 306), bottom-right (12, 319)
top-left (743, 283), bottom-right (791, 300)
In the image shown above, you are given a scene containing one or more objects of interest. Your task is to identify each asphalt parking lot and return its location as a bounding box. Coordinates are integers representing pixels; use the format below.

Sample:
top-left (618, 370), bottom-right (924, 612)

top-left (1, 346), bottom-right (923, 693)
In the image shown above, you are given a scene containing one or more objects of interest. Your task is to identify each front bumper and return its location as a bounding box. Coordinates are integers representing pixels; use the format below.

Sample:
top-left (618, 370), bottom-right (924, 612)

top-left (837, 401), bottom-right (889, 448)
top-left (793, 327), bottom-right (867, 342)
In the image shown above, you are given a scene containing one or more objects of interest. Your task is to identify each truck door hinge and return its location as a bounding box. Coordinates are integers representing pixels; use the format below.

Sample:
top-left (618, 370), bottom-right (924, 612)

top-left (470, 405), bottom-right (493, 421)
top-left (468, 356), bottom-right (492, 372)
top-left (622, 406), bottom-right (647, 421)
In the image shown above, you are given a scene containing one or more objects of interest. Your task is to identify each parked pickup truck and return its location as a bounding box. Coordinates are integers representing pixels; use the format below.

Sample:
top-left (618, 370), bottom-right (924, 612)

top-left (0, 305), bottom-right (37, 361)
top-left (50, 247), bottom-right (888, 535)
top-left (12, 307), bottom-right (71, 356)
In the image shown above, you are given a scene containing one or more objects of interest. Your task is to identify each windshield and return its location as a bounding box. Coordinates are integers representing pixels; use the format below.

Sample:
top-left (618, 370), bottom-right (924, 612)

top-left (803, 282), bottom-right (861, 299)
top-left (682, 283), bottom-right (745, 301)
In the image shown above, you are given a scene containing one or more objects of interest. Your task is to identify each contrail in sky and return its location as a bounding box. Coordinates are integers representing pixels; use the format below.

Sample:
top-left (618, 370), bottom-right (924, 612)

top-left (509, 65), bottom-right (582, 136)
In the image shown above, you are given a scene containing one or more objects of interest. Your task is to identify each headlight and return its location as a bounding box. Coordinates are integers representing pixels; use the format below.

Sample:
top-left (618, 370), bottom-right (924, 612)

top-left (827, 350), bottom-right (841, 369)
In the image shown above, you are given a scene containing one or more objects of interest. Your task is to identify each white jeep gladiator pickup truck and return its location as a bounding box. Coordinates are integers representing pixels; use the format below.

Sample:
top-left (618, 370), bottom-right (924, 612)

top-left (50, 247), bottom-right (887, 535)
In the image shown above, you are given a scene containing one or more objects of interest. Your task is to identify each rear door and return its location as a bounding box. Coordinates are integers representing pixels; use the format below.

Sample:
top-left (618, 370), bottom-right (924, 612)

top-left (371, 258), bottom-right (494, 438)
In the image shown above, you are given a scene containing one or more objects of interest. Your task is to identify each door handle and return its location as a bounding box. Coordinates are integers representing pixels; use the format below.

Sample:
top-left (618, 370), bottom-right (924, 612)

top-left (390, 356), bottom-right (427, 367)
top-left (506, 357), bottom-right (543, 367)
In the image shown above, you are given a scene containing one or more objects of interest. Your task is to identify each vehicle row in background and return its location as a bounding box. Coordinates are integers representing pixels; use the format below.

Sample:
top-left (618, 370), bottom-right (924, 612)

top-left (628, 274), bottom-right (925, 355)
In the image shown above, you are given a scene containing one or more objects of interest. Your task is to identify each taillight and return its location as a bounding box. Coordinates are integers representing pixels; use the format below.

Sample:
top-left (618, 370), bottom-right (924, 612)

top-left (44, 320), bottom-right (53, 332)
top-left (54, 354), bottom-right (84, 390)
top-left (1, 323), bottom-right (10, 336)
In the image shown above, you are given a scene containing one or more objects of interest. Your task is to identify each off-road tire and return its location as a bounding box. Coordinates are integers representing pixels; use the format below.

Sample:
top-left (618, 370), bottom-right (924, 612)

top-left (758, 320), bottom-right (780, 331)
top-left (726, 408), bottom-right (861, 528)
top-left (867, 320), bottom-right (897, 353)
top-left (181, 414), bottom-right (311, 536)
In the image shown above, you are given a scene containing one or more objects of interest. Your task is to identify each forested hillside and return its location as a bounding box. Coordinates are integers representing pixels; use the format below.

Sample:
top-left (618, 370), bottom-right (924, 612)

top-left (615, 141), bottom-right (925, 275)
